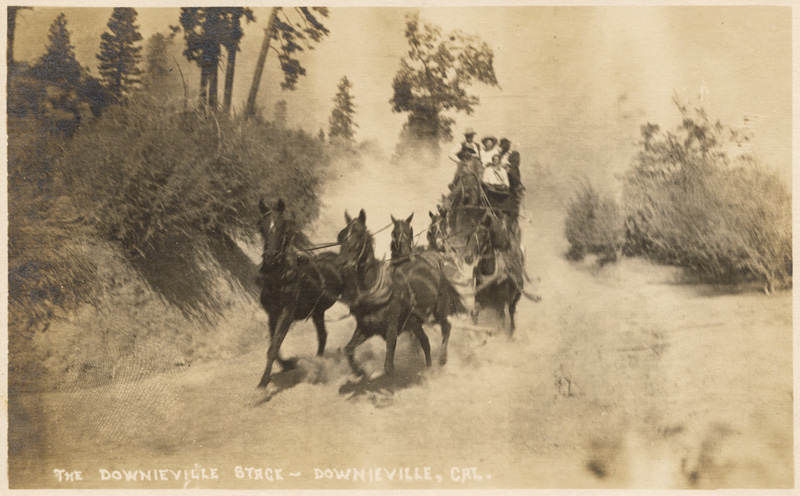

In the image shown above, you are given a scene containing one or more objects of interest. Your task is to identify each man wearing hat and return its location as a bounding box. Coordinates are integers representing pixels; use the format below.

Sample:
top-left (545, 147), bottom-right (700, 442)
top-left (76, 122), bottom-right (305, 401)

top-left (448, 127), bottom-right (481, 164)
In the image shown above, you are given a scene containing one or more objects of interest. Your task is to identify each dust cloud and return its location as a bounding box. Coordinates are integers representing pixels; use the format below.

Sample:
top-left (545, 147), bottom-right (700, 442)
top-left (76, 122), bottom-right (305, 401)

top-left (9, 145), bottom-right (792, 490)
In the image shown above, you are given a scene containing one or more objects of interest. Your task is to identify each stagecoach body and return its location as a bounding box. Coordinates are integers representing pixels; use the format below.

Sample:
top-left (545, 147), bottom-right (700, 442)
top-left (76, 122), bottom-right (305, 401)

top-left (443, 156), bottom-right (522, 257)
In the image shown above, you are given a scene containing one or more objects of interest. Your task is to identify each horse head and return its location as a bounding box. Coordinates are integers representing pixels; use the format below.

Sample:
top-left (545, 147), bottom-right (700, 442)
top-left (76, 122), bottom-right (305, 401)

top-left (427, 209), bottom-right (448, 252)
top-left (464, 213), bottom-right (494, 265)
top-left (258, 198), bottom-right (297, 270)
top-left (390, 213), bottom-right (414, 259)
top-left (337, 208), bottom-right (373, 272)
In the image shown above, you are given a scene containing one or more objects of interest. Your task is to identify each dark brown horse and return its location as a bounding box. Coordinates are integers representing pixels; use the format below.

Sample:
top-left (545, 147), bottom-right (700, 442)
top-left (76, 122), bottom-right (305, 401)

top-left (464, 213), bottom-right (523, 335)
top-left (389, 213), bottom-right (465, 365)
top-left (337, 209), bottom-right (465, 381)
top-left (448, 157), bottom-right (482, 208)
top-left (427, 209), bottom-right (448, 253)
top-left (255, 198), bottom-right (344, 388)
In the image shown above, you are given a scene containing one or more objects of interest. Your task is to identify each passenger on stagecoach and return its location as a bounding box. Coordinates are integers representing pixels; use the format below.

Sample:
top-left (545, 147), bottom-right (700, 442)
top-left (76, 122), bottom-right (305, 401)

top-left (497, 138), bottom-right (522, 195)
top-left (448, 127), bottom-right (481, 164)
top-left (496, 138), bottom-right (513, 166)
top-left (480, 136), bottom-right (500, 167)
top-left (482, 154), bottom-right (511, 194)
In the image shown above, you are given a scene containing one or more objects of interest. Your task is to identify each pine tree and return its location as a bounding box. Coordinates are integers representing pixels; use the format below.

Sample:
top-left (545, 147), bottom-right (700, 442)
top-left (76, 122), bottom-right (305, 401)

top-left (328, 75), bottom-right (358, 144)
top-left (97, 8), bottom-right (143, 101)
top-left (220, 8), bottom-right (255, 113)
top-left (31, 13), bottom-right (82, 89)
top-left (178, 8), bottom-right (209, 107)
top-left (144, 33), bottom-right (172, 82)
top-left (179, 8), bottom-right (253, 112)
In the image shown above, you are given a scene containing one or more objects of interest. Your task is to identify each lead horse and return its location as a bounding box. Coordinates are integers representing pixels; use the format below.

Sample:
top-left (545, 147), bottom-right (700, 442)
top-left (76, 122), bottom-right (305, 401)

top-left (255, 199), bottom-right (344, 389)
top-left (337, 209), bottom-right (465, 383)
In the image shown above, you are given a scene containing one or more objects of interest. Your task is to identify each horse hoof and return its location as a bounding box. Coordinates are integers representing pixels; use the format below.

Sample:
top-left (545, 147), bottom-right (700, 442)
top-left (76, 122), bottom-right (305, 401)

top-left (250, 384), bottom-right (277, 406)
top-left (280, 358), bottom-right (298, 371)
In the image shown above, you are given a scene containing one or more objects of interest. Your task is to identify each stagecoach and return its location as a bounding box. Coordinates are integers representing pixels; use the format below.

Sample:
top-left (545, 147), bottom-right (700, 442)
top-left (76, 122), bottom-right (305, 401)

top-left (439, 156), bottom-right (522, 258)
top-left (430, 154), bottom-right (532, 332)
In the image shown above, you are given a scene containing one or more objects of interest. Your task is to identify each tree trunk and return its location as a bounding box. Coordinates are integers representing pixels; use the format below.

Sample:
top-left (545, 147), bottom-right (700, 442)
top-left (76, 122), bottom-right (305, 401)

top-left (223, 45), bottom-right (236, 113)
top-left (244, 7), bottom-right (278, 118)
top-left (8, 8), bottom-right (17, 69)
top-left (199, 65), bottom-right (209, 110)
top-left (208, 52), bottom-right (219, 110)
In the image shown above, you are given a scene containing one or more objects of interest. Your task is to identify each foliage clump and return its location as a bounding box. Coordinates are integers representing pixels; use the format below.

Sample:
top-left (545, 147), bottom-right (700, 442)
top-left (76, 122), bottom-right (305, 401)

top-left (565, 99), bottom-right (791, 292)
top-left (390, 11), bottom-right (498, 165)
top-left (59, 95), bottom-right (327, 263)
top-left (564, 182), bottom-right (624, 264)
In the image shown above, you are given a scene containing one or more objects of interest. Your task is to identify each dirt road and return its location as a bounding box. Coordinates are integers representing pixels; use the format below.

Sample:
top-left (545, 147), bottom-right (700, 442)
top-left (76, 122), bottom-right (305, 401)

top-left (9, 164), bottom-right (792, 490)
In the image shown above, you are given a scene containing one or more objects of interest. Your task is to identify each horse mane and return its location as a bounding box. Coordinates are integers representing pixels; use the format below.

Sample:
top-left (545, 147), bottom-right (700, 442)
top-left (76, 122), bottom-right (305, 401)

top-left (491, 219), bottom-right (510, 250)
top-left (289, 219), bottom-right (313, 251)
top-left (360, 228), bottom-right (375, 259)
top-left (342, 218), bottom-right (374, 262)
top-left (479, 214), bottom-right (511, 251)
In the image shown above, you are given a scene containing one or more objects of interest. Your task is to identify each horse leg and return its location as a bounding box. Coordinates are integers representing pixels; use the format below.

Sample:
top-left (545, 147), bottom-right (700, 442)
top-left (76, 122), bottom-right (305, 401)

top-left (411, 322), bottom-right (432, 368)
top-left (258, 306), bottom-right (292, 388)
top-left (438, 317), bottom-right (451, 366)
top-left (384, 303), bottom-right (402, 379)
top-left (508, 287), bottom-right (522, 337)
top-left (266, 306), bottom-right (297, 371)
top-left (344, 327), bottom-right (369, 377)
top-left (311, 307), bottom-right (328, 357)
top-left (471, 301), bottom-right (482, 324)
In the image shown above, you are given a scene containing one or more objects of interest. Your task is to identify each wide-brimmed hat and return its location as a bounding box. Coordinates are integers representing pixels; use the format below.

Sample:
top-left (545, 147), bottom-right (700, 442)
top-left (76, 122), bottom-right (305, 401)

top-left (481, 136), bottom-right (498, 147)
top-left (464, 127), bottom-right (476, 136)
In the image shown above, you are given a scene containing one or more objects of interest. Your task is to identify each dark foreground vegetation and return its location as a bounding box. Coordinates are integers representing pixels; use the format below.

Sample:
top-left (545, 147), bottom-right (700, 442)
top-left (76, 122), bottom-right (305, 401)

top-left (9, 94), bottom-right (334, 388)
top-left (565, 101), bottom-right (791, 293)
top-left (7, 7), bottom-right (348, 391)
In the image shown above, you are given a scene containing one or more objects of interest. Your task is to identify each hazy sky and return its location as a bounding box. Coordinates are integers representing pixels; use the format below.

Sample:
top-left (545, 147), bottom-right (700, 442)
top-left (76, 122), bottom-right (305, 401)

top-left (12, 6), bottom-right (792, 186)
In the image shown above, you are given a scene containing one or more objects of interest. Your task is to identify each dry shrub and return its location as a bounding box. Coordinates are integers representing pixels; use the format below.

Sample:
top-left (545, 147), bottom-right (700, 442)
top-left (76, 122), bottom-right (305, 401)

top-left (623, 101), bottom-right (791, 291)
top-left (564, 181), bottom-right (624, 263)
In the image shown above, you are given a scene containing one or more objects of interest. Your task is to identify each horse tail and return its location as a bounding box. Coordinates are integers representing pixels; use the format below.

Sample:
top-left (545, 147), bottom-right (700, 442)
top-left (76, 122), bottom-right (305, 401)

top-left (440, 274), bottom-right (467, 316)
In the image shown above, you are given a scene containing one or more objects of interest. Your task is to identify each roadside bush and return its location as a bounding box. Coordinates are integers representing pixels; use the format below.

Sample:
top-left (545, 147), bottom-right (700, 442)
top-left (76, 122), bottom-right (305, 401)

top-left (55, 95), bottom-right (329, 314)
top-left (623, 101), bottom-right (791, 291)
top-left (564, 181), bottom-right (624, 263)
top-left (59, 95), bottom-right (327, 253)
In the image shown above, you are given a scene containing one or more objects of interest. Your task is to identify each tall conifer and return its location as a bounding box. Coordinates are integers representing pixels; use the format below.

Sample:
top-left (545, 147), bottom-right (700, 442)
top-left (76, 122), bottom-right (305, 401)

top-left (97, 8), bottom-right (143, 100)
top-left (328, 76), bottom-right (358, 144)
top-left (32, 13), bottom-right (82, 89)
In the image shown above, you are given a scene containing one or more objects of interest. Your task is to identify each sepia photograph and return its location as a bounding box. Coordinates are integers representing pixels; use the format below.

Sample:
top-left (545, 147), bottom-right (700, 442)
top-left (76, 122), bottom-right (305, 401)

top-left (5, 3), bottom-right (794, 491)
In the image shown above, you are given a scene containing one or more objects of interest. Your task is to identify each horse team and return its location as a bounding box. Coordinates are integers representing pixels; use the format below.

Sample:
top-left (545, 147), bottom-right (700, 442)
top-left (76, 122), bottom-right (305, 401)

top-left (255, 197), bottom-right (521, 390)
